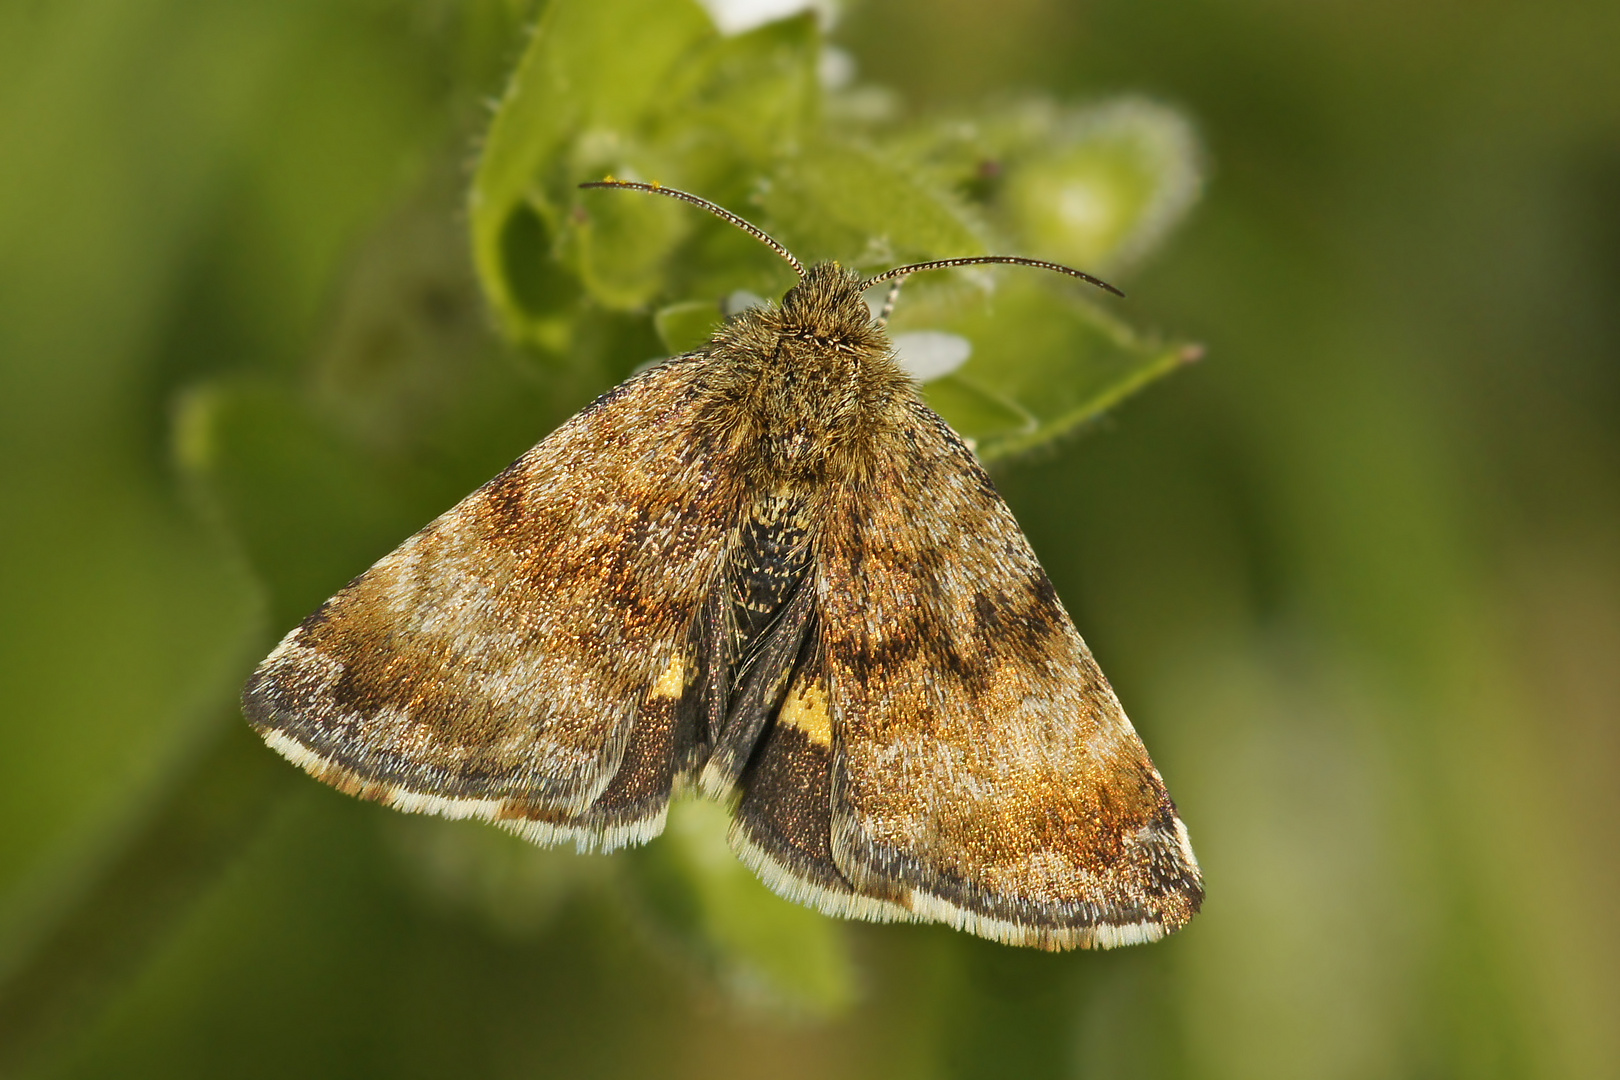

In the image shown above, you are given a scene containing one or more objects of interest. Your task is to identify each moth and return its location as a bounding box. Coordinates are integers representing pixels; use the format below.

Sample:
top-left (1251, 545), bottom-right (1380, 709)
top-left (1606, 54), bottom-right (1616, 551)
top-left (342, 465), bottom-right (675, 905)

top-left (244, 180), bottom-right (1203, 950)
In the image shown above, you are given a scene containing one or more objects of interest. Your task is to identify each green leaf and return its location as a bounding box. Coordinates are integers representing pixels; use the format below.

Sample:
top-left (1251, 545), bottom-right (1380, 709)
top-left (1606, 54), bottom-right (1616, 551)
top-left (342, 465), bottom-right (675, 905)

top-left (886, 98), bottom-right (1204, 273)
top-left (470, 0), bottom-right (716, 327)
top-left (915, 374), bottom-right (1036, 442)
top-left (571, 177), bottom-right (696, 310)
top-left (174, 380), bottom-right (426, 624)
top-left (1000, 99), bottom-right (1204, 271)
top-left (654, 299), bottom-right (724, 355)
top-left (898, 277), bottom-right (1197, 461)
top-left (756, 140), bottom-right (987, 269)
top-left (647, 14), bottom-right (822, 175)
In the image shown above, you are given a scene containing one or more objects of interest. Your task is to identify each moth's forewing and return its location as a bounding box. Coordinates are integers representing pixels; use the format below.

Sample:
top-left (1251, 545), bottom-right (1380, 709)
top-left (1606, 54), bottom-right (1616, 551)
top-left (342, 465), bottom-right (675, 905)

top-left (803, 401), bottom-right (1202, 949)
top-left (243, 356), bottom-right (749, 850)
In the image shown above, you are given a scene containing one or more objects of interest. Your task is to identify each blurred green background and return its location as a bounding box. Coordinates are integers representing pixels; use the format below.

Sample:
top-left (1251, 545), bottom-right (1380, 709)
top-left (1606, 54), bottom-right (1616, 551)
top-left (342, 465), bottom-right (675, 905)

top-left (3, 0), bottom-right (1618, 1077)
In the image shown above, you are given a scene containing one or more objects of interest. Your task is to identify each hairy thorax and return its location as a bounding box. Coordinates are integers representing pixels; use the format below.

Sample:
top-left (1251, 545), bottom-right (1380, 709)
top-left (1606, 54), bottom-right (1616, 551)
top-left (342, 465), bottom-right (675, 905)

top-left (697, 263), bottom-right (913, 488)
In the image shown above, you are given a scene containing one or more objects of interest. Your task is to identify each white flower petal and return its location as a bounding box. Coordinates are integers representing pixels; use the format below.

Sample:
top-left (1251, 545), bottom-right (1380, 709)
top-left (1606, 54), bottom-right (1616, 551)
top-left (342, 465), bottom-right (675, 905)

top-left (723, 289), bottom-right (768, 316)
top-left (818, 46), bottom-right (855, 90)
top-left (699, 0), bottom-right (824, 35)
top-left (892, 330), bottom-right (973, 382)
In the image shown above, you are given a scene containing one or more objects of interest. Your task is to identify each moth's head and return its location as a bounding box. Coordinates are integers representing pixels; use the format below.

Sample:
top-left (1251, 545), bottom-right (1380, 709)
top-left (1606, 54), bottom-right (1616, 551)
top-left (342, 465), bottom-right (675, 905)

top-left (778, 262), bottom-right (877, 342)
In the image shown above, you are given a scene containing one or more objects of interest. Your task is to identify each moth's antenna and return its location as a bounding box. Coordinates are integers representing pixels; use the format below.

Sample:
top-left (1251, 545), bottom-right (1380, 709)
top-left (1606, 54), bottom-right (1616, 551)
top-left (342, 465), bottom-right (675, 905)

top-left (579, 179), bottom-right (805, 280)
top-left (875, 277), bottom-right (905, 328)
top-left (860, 256), bottom-right (1124, 298)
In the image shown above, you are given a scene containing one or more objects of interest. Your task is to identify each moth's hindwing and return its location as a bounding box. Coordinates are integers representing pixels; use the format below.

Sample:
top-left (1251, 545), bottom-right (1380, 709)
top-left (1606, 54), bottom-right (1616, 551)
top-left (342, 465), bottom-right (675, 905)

top-left (809, 401), bottom-right (1204, 950)
top-left (729, 648), bottom-right (916, 925)
top-left (243, 356), bottom-right (747, 851)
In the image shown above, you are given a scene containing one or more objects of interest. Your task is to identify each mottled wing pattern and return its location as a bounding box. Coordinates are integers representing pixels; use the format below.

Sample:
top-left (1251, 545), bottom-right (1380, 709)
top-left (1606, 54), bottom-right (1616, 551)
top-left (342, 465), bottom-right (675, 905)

top-left (813, 400), bottom-right (1203, 949)
top-left (244, 356), bottom-right (746, 850)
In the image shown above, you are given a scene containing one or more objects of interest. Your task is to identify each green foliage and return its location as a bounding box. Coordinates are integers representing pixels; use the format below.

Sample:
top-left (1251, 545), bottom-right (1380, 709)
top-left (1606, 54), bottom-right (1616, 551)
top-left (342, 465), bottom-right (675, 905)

top-left (471, 0), bottom-right (1201, 456)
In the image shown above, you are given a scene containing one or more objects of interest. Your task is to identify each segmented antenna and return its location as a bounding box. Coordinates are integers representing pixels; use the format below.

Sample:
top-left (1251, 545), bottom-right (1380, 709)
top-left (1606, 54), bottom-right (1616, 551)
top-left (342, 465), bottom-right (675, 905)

top-left (579, 180), bottom-right (1121, 300)
top-left (579, 179), bottom-right (804, 280)
top-left (860, 255), bottom-right (1124, 297)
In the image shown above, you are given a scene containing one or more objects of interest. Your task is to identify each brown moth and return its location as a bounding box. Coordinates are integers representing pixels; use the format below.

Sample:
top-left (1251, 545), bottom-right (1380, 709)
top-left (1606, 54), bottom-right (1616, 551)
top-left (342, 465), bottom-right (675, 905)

top-left (244, 180), bottom-right (1203, 950)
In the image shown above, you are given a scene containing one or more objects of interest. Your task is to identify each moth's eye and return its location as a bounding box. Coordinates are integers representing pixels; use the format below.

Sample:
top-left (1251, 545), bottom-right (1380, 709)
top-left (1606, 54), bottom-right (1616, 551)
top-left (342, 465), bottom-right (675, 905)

top-left (892, 331), bottom-right (972, 382)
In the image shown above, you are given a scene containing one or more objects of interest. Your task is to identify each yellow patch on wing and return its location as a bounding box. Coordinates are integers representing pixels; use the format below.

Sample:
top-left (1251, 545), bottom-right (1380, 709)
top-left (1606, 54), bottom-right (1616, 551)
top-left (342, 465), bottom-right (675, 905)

top-left (779, 679), bottom-right (832, 746)
top-left (649, 654), bottom-right (686, 699)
